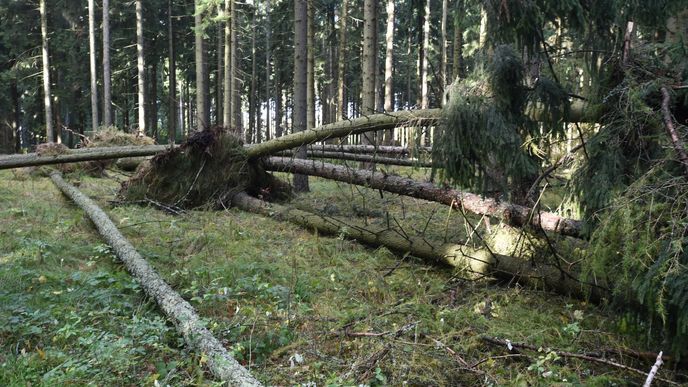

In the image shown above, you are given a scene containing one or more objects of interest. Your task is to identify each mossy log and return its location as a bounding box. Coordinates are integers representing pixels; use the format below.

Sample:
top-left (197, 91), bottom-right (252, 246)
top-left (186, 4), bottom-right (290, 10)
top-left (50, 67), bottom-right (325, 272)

top-left (0, 145), bottom-right (167, 170)
top-left (49, 172), bottom-right (262, 387)
top-left (276, 150), bottom-right (432, 167)
top-left (232, 192), bottom-right (604, 300)
top-left (264, 157), bottom-right (584, 238)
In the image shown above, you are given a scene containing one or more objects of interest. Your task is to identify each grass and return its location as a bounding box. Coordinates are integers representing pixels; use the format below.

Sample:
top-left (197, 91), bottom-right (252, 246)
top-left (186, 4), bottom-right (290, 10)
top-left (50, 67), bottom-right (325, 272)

top-left (0, 166), bottom-right (677, 386)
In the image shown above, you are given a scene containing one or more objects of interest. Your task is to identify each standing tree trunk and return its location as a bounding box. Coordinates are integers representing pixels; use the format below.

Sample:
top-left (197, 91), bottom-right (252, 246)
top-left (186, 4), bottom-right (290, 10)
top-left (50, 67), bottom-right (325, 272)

top-left (249, 3), bottom-right (257, 144)
top-left (88, 0), bottom-right (99, 132)
top-left (383, 0), bottom-right (395, 145)
top-left (452, 0), bottom-right (464, 80)
top-left (275, 80), bottom-right (283, 138)
top-left (420, 0), bottom-right (429, 110)
top-left (150, 63), bottom-right (158, 139)
top-left (265, 0), bottom-right (272, 141)
top-left (223, 0), bottom-right (232, 128)
top-left (216, 22), bottom-right (223, 126)
top-left (361, 0), bottom-right (377, 154)
top-left (168, 0), bottom-right (177, 144)
top-left (307, 1), bottom-right (315, 132)
top-left (136, 0), bottom-right (146, 137)
top-left (40, 0), bottom-right (54, 142)
top-left (336, 0), bottom-right (349, 121)
top-left (231, 1), bottom-right (240, 132)
top-left (195, 0), bottom-right (209, 130)
top-left (102, 0), bottom-right (112, 127)
top-left (293, 0), bottom-right (309, 192)
top-left (11, 78), bottom-right (21, 151)
top-left (439, 0), bottom-right (448, 104)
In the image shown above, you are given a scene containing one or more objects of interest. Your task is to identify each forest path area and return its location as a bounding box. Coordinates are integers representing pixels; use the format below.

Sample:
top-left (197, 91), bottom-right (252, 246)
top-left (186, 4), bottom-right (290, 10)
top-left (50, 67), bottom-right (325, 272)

top-left (0, 168), bottom-right (674, 385)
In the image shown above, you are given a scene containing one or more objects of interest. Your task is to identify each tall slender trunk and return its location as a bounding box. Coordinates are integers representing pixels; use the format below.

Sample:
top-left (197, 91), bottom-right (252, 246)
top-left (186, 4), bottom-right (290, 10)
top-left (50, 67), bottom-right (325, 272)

top-left (11, 78), bottom-right (21, 151)
top-left (275, 76), bottom-right (283, 138)
top-left (40, 0), bottom-right (54, 142)
top-left (88, 0), bottom-right (99, 131)
top-left (168, 0), bottom-right (177, 144)
top-left (250, 4), bottom-right (257, 143)
top-left (223, 0), bottom-right (232, 127)
top-left (293, 0), bottom-right (309, 192)
top-left (439, 0), bottom-right (448, 104)
top-left (136, 0), bottom-right (146, 136)
top-left (231, 0), bottom-right (240, 131)
top-left (361, 0), bottom-right (378, 153)
top-left (452, 0), bottom-right (464, 80)
top-left (150, 62), bottom-right (158, 139)
top-left (383, 0), bottom-right (395, 145)
top-left (420, 0), bottom-right (429, 110)
top-left (479, 5), bottom-right (487, 49)
top-left (194, 0), bottom-right (208, 129)
top-left (307, 0), bottom-right (315, 131)
top-left (265, 0), bottom-right (271, 141)
top-left (336, 0), bottom-right (349, 121)
top-left (216, 22), bottom-right (223, 126)
top-left (102, 0), bottom-right (112, 126)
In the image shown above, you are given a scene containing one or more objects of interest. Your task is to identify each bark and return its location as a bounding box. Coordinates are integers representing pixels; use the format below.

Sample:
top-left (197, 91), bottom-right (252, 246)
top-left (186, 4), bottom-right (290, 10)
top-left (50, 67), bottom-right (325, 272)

top-left (0, 145), bottom-right (167, 170)
top-left (136, 0), bottom-right (146, 136)
top-left (223, 0), bottom-right (232, 127)
top-left (232, 192), bottom-right (601, 300)
top-left (168, 0), bottom-right (177, 145)
top-left (383, 0), bottom-right (395, 145)
top-left (263, 157), bottom-right (584, 238)
top-left (40, 0), bottom-right (54, 142)
top-left (336, 0), bottom-right (349, 121)
top-left (50, 173), bottom-right (261, 386)
top-left (216, 22), bottom-right (223, 127)
top-left (195, 0), bottom-right (209, 129)
top-left (293, 0), bottom-right (310, 192)
top-left (275, 81), bottom-right (283, 138)
top-left (361, 0), bottom-right (378, 153)
top-left (102, 0), bottom-right (112, 126)
top-left (246, 109), bottom-right (441, 158)
top-left (275, 151), bottom-right (432, 167)
top-left (88, 0), bottom-right (99, 131)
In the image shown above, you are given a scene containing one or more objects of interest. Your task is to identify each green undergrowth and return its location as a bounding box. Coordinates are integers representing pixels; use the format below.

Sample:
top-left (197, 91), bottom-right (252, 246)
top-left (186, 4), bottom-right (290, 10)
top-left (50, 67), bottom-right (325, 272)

top-left (0, 169), bottom-right (680, 385)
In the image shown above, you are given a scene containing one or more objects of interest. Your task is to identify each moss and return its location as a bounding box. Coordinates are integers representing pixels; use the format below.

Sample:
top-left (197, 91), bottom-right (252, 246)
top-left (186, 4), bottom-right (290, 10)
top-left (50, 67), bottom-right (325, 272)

top-left (119, 126), bottom-right (291, 209)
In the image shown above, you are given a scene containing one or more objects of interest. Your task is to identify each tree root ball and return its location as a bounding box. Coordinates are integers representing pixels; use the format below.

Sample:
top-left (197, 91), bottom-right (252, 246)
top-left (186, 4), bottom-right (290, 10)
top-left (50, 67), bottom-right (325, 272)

top-left (118, 126), bottom-right (292, 209)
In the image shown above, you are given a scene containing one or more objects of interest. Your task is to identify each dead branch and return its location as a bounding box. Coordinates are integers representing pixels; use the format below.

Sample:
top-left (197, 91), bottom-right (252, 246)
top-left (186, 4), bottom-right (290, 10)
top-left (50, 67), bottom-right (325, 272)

top-left (481, 336), bottom-right (678, 386)
top-left (660, 86), bottom-right (688, 175)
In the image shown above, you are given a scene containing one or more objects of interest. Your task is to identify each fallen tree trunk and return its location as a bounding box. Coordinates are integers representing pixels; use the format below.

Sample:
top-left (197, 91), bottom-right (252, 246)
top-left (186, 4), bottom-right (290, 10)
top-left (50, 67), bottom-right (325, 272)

top-left (49, 172), bottom-right (262, 387)
top-left (231, 192), bottom-right (604, 301)
top-left (305, 144), bottom-right (432, 155)
top-left (0, 145), bottom-right (167, 170)
top-left (276, 150), bottom-right (432, 167)
top-left (264, 157), bottom-right (584, 238)
top-left (246, 109), bottom-right (442, 158)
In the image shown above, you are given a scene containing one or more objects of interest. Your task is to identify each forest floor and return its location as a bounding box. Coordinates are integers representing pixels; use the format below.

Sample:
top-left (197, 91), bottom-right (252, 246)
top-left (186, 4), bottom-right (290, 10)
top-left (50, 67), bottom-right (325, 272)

top-left (0, 164), bottom-right (674, 386)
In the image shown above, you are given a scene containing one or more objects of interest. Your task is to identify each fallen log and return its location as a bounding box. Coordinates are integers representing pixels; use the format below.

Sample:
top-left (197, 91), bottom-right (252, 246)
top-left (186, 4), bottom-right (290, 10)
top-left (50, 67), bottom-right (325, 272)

top-left (305, 144), bottom-right (432, 155)
top-left (276, 150), bottom-right (433, 167)
top-left (0, 144), bottom-right (167, 170)
top-left (0, 111), bottom-right (441, 170)
top-left (263, 157), bottom-right (584, 238)
top-left (49, 172), bottom-right (262, 387)
top-left (231, 192), bottom-right (604, 300)
top-left (246, 109), bottom-right (442, 158)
